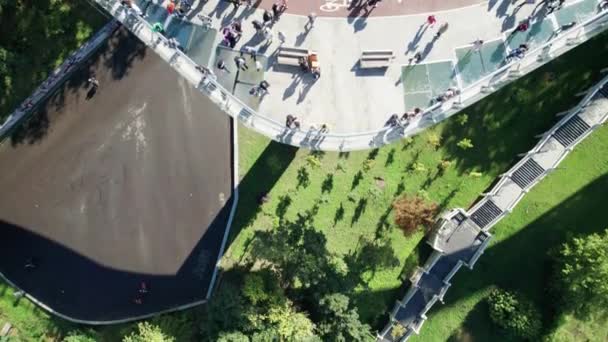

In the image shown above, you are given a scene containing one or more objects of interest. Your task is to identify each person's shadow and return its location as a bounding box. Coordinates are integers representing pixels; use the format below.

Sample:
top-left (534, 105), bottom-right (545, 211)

top-left (86, 87), bottom-right (97, 100)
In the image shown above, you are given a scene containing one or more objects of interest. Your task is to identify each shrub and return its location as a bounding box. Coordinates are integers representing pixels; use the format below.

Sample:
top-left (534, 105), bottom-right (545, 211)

top-left (456, 113), bottom-right (469, 126)
top-left (469, 170), bottom-right (483, 178)
top-left (487, 288), bottom-right (542, 340)
top-left (362, 159), bottom-right (375, 172)
top-left (410, 162), bottom-right (426, 173)
top-left (123, 322), bottom-right (175, 342)
top-left (553, 229), bottom-right (608, 317)
top-left (392, 195), bottom-right (438, 236)
top-left (391, 323), bottom-right (406, 339)
top-left (305, 155), bottom-right (322, 169)
top-left (437, 159), bottom-right (452, 174)
top-left (457, 138), bottom-right (474, 150)
top-left (427, 133), bottom-right (441, 150)
top-left (63, 330), bottom-right (97, 342)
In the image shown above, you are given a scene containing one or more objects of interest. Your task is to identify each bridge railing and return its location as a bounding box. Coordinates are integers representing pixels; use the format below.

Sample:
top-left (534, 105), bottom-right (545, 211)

top-left (93, 0), bottom-right (608, 151)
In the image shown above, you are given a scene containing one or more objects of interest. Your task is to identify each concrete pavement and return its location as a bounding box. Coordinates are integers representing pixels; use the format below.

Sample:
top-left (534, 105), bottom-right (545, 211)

top-left (99, 0), bottom-right (608, 150)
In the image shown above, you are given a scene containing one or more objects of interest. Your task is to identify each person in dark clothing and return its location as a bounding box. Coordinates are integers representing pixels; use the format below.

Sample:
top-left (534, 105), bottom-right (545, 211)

top-left (263, 10), bottom-right (274, 25)
top-left (252, 19), bottom-right (264, 32)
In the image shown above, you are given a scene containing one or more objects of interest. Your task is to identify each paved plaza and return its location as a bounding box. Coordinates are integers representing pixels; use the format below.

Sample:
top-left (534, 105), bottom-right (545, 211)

top-left (127, 0), bottom-right (606, 138)
top-left (0, 27), bottom-right (234, 321)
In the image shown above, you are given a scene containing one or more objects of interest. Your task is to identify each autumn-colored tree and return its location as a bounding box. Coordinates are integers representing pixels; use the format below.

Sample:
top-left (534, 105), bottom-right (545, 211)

top-left (392, 195), bottom-right (438, 235)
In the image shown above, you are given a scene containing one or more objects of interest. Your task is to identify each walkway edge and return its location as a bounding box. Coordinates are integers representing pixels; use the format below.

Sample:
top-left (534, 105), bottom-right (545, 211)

top-left (206, 119), bottom-right (240, 300)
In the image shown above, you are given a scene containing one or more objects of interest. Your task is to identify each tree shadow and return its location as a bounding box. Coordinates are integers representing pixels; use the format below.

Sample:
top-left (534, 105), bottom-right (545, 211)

top-left (441, 32), bottom-right (608, 175)
top-left (297, 167), bottom-right (311, 189)
top-left (339, 151), bottom-right (350, 159)
top-left (351, 198), bottom-right (368, 226)
top-left (321, 173), bottom-right (334, 194)
top-left (333, 203), bottom-right (345, 227)
top-left (367, 148), bottom-right (379, 160)
top-left (385, 148), bottom-right (396, 167)
top-left (275, 194), bottom-right (292, 220)
top-left (351, 170), bottom-right (364, 190)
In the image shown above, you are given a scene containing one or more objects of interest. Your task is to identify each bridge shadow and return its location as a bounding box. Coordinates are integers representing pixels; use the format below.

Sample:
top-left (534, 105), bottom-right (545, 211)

top-left (441, 31), bottom-right (608, 176)
top-left (423, 172), bottom-right (608, 339)
top-left (226, 138), bottom-right (298, 246)
top-left (0, 193), bottom-right (234, 322)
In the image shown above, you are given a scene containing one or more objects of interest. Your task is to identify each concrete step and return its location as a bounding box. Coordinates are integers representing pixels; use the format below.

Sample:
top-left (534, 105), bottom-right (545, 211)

top-left (553, 115), bottom-right (590, 147)
top-left (511, 158), bottom-right (545, 189)
top-left (470, 200), bottom-right (502, 229)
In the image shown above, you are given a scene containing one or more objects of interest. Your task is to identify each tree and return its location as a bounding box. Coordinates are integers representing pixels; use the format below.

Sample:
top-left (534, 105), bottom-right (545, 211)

top-left (217, 331), bottom-right (250, 342)
top-left (150, 312), bottom-right (197, 342)
top-left (457, 138), bottom-right (474, 150)
top-left (250, 213), bottom-right (335, 290)
top-left (316, 293), bottom-right (373, 342)
top-left (199, 282), bottom-right (247, 339)
top-left (554, 229), bottom-right (608, 317)
top-left (63, 330), bottom-right (97, 342)
top-left (123, 322), bottom-right (175, 342)
top-left (392, 195), bottom-right (438, 236)
top-left (266, 303), bottom-right (317, 341)
top-left (487, 288), bottom-right (541, 340)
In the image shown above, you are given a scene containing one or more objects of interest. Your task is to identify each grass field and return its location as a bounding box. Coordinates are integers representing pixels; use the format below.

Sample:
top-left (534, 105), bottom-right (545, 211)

top-left (223, 31), bottom-right (608, 329)
top-left (414, 123), bottom-right (608, 342)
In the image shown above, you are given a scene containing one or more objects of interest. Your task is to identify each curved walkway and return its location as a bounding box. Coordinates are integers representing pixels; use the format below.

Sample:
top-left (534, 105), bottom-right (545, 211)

top-left (93, 0), bottom-right (608, 150)
top-left (377, 72), bottom-right (608, 341)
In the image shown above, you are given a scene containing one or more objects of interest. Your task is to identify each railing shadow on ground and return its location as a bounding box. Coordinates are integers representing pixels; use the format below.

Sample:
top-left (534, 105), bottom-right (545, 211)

top-left (0, 0), bottom-right (107, 123)
top-left (421, 173), bottom-right (608, 340)
top-left (441, 30), bottom-right (608, 176)
top-left (5, 26), bottom-right (146, 147)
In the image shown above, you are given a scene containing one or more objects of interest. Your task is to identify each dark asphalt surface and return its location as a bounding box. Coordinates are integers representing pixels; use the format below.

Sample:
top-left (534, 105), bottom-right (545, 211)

top-left (0, 27), bottom-right (234, 321)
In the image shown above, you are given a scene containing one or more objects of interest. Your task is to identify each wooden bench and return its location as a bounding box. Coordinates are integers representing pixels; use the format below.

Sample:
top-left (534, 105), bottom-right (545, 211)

top-left (360, 50), bottom-right (394, 68)
top-left (277, 47), bottom-right (309, 66)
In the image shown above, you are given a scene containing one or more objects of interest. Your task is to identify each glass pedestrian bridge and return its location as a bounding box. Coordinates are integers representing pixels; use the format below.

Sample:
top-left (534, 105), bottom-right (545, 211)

top-left (92, 0), bottom-right (608, 151)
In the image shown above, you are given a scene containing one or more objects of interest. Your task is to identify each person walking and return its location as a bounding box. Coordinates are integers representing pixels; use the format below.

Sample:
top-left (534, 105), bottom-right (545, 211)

top-left (252, 19), bottom-right (264, 33)
top-left (88, 76), bottom-right (99, 89)
top-left (514, 18), bottom-right (530, 33)
top-left (263, 10), bottom-right (274, 25)
top-left (234, 56), bottom-right (248, 71)
top-left (286, 114), bottom-right (296, 128)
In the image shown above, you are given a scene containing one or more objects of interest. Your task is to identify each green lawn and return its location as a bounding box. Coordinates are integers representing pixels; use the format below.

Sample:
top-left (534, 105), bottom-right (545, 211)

top-left (414, 123), bottom-right (608, 342)
top-left (0, 280), bottom-right (77, 340)
top-left (224, 31), bottom-right (608, 328)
